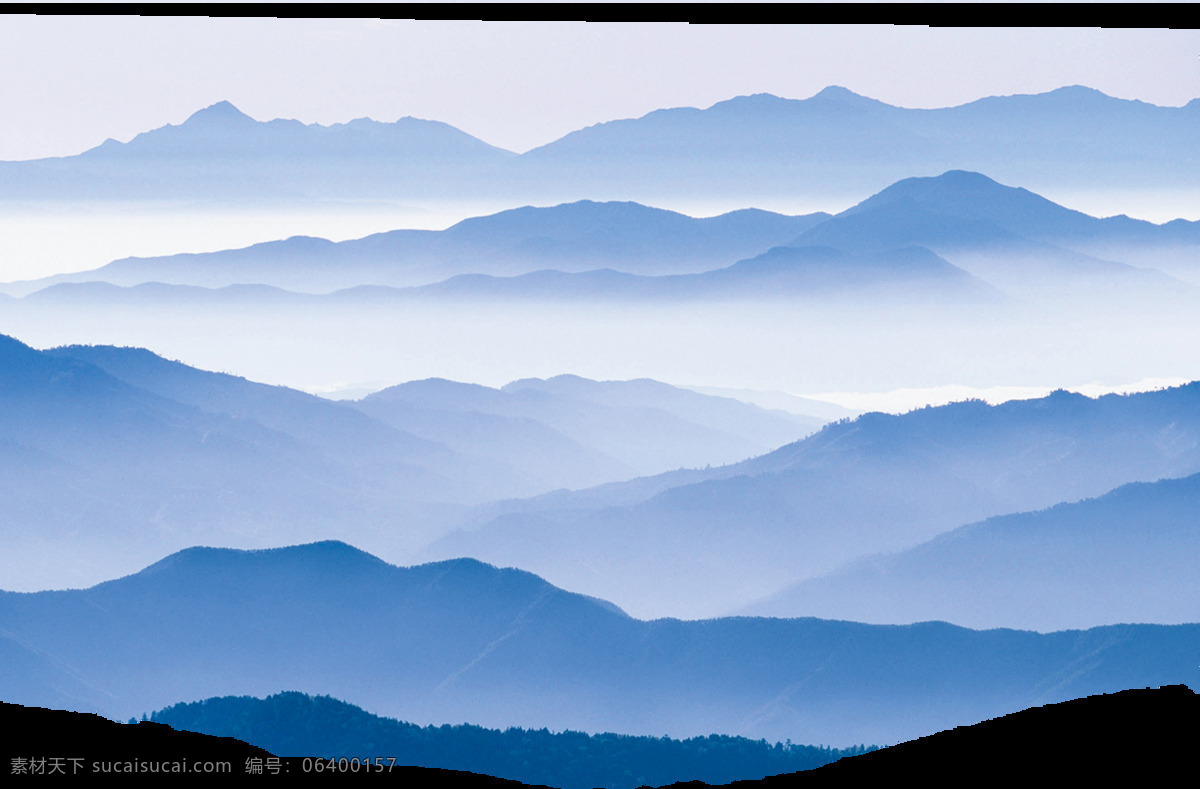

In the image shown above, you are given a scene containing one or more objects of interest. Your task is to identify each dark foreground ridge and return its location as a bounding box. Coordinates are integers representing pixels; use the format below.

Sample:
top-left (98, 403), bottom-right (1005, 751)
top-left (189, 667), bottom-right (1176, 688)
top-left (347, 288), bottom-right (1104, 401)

top-left (0, 701), bottom-right (546, 785)
top-left (718, 685), bottom-right (1198, 786)
top-left (3, 686), bottom-right (1195, 785)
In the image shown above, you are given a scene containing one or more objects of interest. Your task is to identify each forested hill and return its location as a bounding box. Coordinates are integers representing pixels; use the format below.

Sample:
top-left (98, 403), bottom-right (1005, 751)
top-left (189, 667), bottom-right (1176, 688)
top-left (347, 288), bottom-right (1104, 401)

top-left (151, 692), bottom-right (872, 789)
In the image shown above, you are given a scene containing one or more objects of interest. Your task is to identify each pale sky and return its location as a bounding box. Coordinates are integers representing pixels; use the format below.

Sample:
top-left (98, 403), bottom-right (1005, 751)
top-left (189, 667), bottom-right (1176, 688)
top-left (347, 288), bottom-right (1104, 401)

top-left (2, 18), bottom-right (1199, 161)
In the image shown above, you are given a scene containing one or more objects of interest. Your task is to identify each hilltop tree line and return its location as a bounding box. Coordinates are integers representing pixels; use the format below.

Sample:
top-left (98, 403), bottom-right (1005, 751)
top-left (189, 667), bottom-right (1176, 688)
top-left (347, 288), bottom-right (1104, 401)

top-left (151, 692), bottom-right (873, 789)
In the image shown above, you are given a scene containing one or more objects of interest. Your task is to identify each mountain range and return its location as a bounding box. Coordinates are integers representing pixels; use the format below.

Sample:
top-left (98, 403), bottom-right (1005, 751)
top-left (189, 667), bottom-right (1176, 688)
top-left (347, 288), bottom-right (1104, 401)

top-left (353, 374), bottom-right (819, 480)
top-left (5, 171), bottom-right (1196, 313)
top-left (2, 540), bottom-right (1195, 748)
top-left (0, 334), bottom-right (815, 591)
top-left (0, 201), bottom-right (830, 296)
top-left (2, 86), bottom-right (1198, 204)
top-left (5, 81), bottom-right (1199, 783)
top-left (6, 327), bottom-right (1200, 627)
top-left (427, 384), bottom-right (1200, 619)
top-left (741, 467), bottom-right (1200, 630)
top-left (0, 99), bottom-right (514, 201)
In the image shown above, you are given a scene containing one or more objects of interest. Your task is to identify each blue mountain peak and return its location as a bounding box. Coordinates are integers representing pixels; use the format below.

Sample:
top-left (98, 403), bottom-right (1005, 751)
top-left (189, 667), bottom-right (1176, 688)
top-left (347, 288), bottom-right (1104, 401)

top-left (1048, 84), bottom-right (1106, 98)
top-left (812, 85), bottom-right (862, 100)
top-left (873, 170), bottom-right (1007, 201)
top-left (808, 85), bottom-right (890, 109)
top-left (130, 540), bottom-right (392, 585)
top-left (182, 101), bottom-right (256, 127)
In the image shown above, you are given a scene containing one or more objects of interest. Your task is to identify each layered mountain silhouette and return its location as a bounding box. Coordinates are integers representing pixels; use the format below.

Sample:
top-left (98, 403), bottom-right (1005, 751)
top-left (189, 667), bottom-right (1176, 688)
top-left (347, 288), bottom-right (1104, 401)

top-left (0, 334), bottom-right (819, 591)
top-left (5, 84), bottom-right (1198, 785)
top-left (1, 541), bottom-right (1195, 748)
top-left (12, 245), bottom-right (996, 307)
top-left (0, 333), bottom-right (480, 589)
top-left (9, 330), bottom-right (1200, 624)
top-left (428, 385), bottom-right (1200, 619)
top-left (353, 374), bottom-right (816, 480)
top-left (19, 281), bottom-right (304, 306)
top-left (4, 201), bottom-right (829, 296)
top-left (6, 172), bottom-right (1195, 309)
top-left (3, 87), bottom-right (1197, 203)
top-left (0, 100), bottom-right (515, 201)
top-left (743, 470), bottom-right (1200, 630)
top-left (509, 85), bottom-right (1200, 202)
top-left (385, 244), bottom-right (994, 304)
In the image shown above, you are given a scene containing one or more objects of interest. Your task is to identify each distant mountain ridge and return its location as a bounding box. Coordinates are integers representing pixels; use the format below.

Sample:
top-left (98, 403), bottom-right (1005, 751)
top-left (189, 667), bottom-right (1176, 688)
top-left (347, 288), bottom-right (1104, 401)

top-left (429, 383), bottom-right (1200, 620)
top-left (2, 86), bottom-right (1198, 203)
top-left (9, 244), bottom-right (998, 307)
top-left (1, 200), bottom-right (830, 296)
top-left (0, 99), bottom-right (514, 200)
top-left (6, 171), bottom-right (1196, 305)
top-left (353, 373), bottom-right (818, 479)
top-left (0, 334), bottom-right (492, 590)
top-left (8, 328), bottom-right (1200, 625)
top-left (84, 100), bottom-right (513, 161)
top-left (0, 334), bottom-right (823, 592)
top-left (743, 469), bottom-right (1200, 630)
